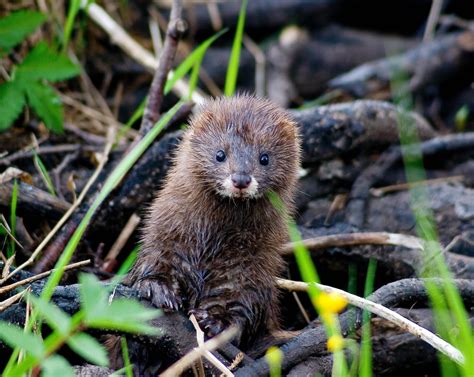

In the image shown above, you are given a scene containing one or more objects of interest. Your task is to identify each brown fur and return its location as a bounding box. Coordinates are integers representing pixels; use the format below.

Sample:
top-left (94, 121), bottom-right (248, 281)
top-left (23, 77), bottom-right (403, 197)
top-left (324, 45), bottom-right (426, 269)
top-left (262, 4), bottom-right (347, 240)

top-left (112, 95), bottom-right (300, 371)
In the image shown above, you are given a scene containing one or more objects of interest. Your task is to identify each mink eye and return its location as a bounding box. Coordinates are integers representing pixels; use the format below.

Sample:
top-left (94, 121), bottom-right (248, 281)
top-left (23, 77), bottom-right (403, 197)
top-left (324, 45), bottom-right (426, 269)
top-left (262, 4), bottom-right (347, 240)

top-left (216, 150), bottom-right (226, 162)
top-left (259, 153), bottom-right (269, 166)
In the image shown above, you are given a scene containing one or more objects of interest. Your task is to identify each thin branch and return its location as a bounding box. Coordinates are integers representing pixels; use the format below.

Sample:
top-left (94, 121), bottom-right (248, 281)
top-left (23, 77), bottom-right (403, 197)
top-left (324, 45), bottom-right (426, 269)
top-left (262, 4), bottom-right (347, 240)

top-left (276, 278), bottom-right (464, 365)
top-left (0, 260), bottom-right (90, 295)
top-left (0, 289), bottom-right (26, 313)
top-left (281, 232), bottom-right (424, 256)
top-left (102, 213), bottom-right (141, 272)
top-left (189, 315), bottom-right (234, 377)
top-left (141, 0), bottom-right (187, 135)
top-left (423, 0), bottom-right (444, 42)
top-left (161, 326), bottom-right (239, 377)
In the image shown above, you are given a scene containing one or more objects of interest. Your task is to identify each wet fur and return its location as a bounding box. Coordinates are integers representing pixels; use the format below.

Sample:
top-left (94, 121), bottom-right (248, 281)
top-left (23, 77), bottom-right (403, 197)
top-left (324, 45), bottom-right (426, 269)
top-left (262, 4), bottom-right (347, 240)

top-left (110, 95), bottom-right (300, 370)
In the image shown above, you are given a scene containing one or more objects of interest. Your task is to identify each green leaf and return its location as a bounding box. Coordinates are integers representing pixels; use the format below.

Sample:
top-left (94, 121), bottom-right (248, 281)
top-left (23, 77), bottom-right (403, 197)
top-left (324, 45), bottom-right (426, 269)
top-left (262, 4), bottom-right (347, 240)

top-left (79, 273), bottom-right (108, 322)
top-left (25, 81), bottom-right (64, 133)
top-left (224, 0), bottom-right (248, 96)
top-left (28, 295), bottom-right (71, 336)
top-left (164, 28), bottom-right (227, 96)
top-left (455, 105), bottom-right (469, 133)
top-left (41, 355), bottom-right (74, 377)
top-left (0, 82), bottom-right (26, 131)
top-left (67, 333), bottom-right (109, 367)
top-left (34, 154), bottom-right (56, 196)
top-left (0, 10), bottom-right (46, 52)
top-left (16, 42), bottom-right (80, 82)
top-left (117, 245), bottom-right (140, 275)
top-left (87, 298), bottom-right (161, 334)
top-left (79, 273), bottom-right (160, 334)
top-left (0, 321), bottom-right (45, 358)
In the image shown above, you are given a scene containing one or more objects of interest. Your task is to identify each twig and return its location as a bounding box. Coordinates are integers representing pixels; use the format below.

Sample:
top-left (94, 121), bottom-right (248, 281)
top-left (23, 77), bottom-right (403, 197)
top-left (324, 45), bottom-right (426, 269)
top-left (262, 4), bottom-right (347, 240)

top-left (0, 289), bottom-right (27, 313)
top-left (0, 127), bottom-right (116, 284)
top-left (370, 175), bottom-right (464, 197)
top-left (189, 315), bottom-right (233, 376)
top-left (281, 232), bottom-right (424, 256)
top-left (423, 0), bottom-right (444, 42)
top-left (0, 144), bottom-right (101, 166)
top-left (161, 326), bottom-right (239, 377)
top-left (141, 0), bottom-right (186, 135)
top-left (102, 213), bottom-right (141, 272)
top-left (276, 278), bottom-right (464, 365)
top-left (243, 35), bottom-right (265, 97)
top-left (0, 259), bottom-right (90, 295)
top-left (79, 0), bottom-right (205, 105)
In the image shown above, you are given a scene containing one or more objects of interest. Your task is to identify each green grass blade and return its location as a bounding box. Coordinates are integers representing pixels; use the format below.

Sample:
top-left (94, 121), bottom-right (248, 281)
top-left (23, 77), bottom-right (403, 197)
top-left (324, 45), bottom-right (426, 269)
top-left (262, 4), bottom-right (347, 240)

top-left (63, 0), bottom-right (82, 51)
top-left (391, 69), bottom-right (474, 375)
top-left (39, 101), bottom-right (184, 301)
top-left (359, 259), bottom-right (377, 377)
top-left (34, 154), bottom-right (56, 197)
top-left (117, 245), bottom-right (140, 275)
top-left (224, 0), bottom-right (248, 96)
top-left (121, 337), bottom-right (133, 377)
top-left (165, 28), bottom-right (227, 97)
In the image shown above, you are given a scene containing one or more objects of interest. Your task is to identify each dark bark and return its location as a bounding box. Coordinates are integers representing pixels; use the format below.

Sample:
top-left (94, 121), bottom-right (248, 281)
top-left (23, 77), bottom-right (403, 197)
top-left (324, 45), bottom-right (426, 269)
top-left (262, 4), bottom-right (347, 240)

top-left (346, 132), bottom-right (474, 228)
top-left (0, 181), bottom-right (71, 221)
top-left (329, 31), bottom-right (474, 98)
top-left (266, 25), bottom-right (416, 106)
top-left (291, 100), bottom-right (435, 165)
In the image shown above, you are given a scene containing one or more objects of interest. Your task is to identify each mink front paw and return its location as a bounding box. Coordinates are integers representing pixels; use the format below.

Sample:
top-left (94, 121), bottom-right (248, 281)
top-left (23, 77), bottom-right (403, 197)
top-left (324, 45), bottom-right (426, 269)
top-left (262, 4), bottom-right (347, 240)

top-left (133, 278), bottom-right (181, 311)
top-left (190, 308), bottom-right (227, 337)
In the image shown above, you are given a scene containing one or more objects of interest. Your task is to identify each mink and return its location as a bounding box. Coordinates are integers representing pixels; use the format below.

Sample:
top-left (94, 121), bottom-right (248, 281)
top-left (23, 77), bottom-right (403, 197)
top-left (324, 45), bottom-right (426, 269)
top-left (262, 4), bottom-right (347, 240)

top-left (109, 94), bottom-right (301, 373)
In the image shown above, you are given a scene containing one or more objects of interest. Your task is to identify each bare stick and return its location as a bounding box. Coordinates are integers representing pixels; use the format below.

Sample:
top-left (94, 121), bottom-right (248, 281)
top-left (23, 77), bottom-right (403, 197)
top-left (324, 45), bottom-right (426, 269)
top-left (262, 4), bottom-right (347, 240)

top-left (0, 126), bottom-right (116, 285)
top-left (0, 289), bottom-right (26, 313)
top-left (189, 315), bottom-right (233, 376)
top-left (276, 278), bottom-right (464, 365)
top-left (141, 0), bottom-right (186, 135)
top-left (423, 0), bottom-right (444, 42)
top-left (161, 326), bottom-right (239, 377)
top-left (80, 0), bottom-right (205, 105)
top-left (281, 232), bottom-right (424, 256)
top-left (102, 213), bottom-right (141, 272)
top-left (370, 175), bottom-right (463, 197)
top-left (0, 260), bottom-right (90, 295)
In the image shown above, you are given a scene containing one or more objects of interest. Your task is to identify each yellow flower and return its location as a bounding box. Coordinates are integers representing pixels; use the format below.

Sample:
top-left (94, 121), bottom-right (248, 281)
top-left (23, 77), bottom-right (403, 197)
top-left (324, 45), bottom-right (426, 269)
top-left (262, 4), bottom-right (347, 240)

top-left (315, 292), bottom-right (348, 314)
top-left (265, 346), bottom-right (283, 365)
top-left (327, 335), bottom-right (345, 352)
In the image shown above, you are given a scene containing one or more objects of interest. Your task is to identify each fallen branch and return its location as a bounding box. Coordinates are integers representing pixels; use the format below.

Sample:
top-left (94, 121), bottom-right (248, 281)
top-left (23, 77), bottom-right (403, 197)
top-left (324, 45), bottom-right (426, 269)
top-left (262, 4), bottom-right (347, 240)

top-left (0, 181), bottom-right (71, 221)
top-left (329, 31), bottom-right (474, 97)
top-left (281, 232), bottom-right (423, 255)
top-left (346, 132), bottom-right (474, 228)
top-left (276, 278), bottom-right (464, 364)
top-left (290, 100), bottom-right (435, 164)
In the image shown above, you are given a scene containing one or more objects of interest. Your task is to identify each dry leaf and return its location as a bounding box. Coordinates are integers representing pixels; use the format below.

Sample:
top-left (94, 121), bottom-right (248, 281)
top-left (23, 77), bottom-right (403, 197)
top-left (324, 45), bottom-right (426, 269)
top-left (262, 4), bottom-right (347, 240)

top-left (0, 167), bottom-right (33, 185)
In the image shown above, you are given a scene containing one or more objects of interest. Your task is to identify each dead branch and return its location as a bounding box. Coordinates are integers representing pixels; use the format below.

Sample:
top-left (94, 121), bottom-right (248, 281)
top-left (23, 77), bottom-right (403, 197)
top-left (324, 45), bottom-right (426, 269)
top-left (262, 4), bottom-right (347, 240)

top-left (141, 0), bottom-right (186, 135)
top-left (0, 181), bottom-right (71, 220)
top-left (290, 100), bottom-right (436, 164)
top-left (346, 132), bottom-right (474, 228)
top-left (329, 31), bottom-right (474, 97)
top-left (281, 232), bottom-right (423, 255)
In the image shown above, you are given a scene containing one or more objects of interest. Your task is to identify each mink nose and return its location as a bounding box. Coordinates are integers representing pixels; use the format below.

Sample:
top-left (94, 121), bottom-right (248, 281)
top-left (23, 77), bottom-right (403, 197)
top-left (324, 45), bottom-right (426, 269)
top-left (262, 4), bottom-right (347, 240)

top-left (231, 173), bottom-right (251, 189)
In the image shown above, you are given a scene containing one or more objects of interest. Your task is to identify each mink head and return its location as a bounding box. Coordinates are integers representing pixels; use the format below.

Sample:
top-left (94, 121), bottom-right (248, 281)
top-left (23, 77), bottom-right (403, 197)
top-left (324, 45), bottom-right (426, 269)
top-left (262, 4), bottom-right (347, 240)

top-left (183, 95), bottom-right (300, 200)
